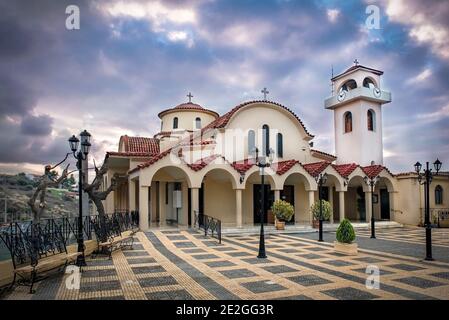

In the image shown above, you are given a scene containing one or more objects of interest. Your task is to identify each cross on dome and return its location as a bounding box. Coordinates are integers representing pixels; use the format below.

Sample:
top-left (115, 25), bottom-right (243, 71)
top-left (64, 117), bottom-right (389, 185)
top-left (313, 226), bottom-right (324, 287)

top-left (187, 92), bottom-right (193, 103)
top-left (261, 87), bottom-right (269, 100)
top-left (353, 59), bottom-right (359, 66)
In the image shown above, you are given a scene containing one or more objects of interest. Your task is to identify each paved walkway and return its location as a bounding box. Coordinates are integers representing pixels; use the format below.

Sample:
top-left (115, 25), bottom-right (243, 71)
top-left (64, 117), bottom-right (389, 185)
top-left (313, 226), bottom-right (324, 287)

top-left (3, 228), bottom-right (449, 300)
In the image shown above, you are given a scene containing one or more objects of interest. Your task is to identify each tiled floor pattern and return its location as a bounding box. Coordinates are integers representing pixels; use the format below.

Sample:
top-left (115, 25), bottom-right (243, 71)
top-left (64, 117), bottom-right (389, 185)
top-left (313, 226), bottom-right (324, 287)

top-left (356, 226), bottom-right (449, 248)
top-left (3, 229), bottom-right (449, 300)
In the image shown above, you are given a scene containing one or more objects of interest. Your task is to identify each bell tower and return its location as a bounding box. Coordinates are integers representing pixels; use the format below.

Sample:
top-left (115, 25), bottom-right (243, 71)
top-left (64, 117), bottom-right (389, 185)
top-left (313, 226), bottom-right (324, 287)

top-left (325, 62), bottom-right (392, 166)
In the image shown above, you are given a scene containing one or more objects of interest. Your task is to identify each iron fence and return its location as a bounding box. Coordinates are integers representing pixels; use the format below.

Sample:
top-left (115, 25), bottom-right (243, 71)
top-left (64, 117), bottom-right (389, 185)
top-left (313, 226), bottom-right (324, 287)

top-left (194, 210), bottom-right (222, 244)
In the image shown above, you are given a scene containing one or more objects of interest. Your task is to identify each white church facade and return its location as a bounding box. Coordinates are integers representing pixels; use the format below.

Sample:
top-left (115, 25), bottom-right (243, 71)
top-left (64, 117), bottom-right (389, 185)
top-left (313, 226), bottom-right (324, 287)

top-left (102, 64), bottom-right (449, 230)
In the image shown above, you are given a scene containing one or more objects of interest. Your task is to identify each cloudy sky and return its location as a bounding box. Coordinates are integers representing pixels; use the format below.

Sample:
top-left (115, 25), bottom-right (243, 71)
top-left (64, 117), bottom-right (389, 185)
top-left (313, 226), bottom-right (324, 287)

top-left (0, 0), bottom-right (448, 175)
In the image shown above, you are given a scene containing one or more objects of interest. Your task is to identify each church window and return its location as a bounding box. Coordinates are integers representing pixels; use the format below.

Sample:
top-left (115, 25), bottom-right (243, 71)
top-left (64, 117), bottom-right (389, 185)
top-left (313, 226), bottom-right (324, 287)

top-left (435, 185), bottom-right (443, 205)
top-left (195, 117), bottom-right (201, 129)
top-left (363, 77), bottom-right (376, 89)
top-left (344, 112), bottom-right (352, 133)
top-left (367, 109), bottom-right (375, 131)
top-left (173, 117), bottom-right (178, 129)
top-left (340, 79), bottom-right (357, 92)
top-left (262, 124), bottom-right (270, 156)
top-left (277, 133), bottom-right (283, 157)
top-left (248, 130), bottom-right (255, 155)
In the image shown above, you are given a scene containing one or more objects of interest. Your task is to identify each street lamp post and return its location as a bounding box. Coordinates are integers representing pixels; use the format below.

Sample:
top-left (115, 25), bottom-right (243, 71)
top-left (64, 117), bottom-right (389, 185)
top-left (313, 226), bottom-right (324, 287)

top-left (68, 130), bottom-right (91, 267)
top-left (252, 147), bottom-right (274, 259)
top-left (315, 173), bottom-right (328, 242)
top-left (414, 159), bottom-right (442, 261)
top-left (364, 175), bottom-right (380, 239)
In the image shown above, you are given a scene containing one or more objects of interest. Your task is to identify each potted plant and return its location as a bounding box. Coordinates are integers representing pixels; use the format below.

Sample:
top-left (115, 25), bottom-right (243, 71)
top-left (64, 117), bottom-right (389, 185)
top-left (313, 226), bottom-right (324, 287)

top-left (310, 200), bottom-right (332, 228)
top-left (271, 199), bottom-right (294, 230)
top-left (334, 218), bottom-right (357, 255)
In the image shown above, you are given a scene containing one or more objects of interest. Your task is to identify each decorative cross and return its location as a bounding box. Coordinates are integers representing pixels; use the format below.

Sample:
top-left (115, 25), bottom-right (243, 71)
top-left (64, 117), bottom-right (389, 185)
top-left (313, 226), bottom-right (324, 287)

top-left (187, 92), bottom-right (193, 103)
top-left (354, 59), bottom-right (359, 66)
top-left (261, 87), bottom-right (269, 100)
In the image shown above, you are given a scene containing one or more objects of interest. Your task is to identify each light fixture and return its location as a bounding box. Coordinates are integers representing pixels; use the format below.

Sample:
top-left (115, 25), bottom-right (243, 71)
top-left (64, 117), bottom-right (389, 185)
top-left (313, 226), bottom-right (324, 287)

top-left (414, 161), bottom-right (422, 173)
top-left (434, 159), bottom-right (442, 173)
top-left (69, 135), bottom-right (79, 153)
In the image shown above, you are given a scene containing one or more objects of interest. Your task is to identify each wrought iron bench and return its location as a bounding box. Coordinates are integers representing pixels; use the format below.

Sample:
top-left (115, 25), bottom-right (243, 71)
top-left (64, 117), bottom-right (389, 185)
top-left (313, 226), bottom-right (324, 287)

top-left (90, 212), bottom-right (137, 259)
top-left (0, 221), bottom-right (81, 294)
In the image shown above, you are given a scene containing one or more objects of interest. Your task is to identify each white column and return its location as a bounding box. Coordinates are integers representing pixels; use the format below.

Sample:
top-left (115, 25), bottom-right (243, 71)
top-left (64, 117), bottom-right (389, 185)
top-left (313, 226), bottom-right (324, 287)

top-left (191, 188), bottom-right (199, 227)
top-left (274, 190), bottom-right (281, 201)
top-left (308, 191), bottom-right (315, 225)
top-left (339, 191), bottom-right (345, 221)
top-left (365, 191), bottom-right (372, 223)
top-left (159, 182), bottom-right (166, 226)
top-left (129, 179), bottom-right (136, 211)
top-left (235, 189), bottom-right (243, 227)
top-left (329, 187), bottom-right (334, 224)
top-left (138, 183), bottom-right (149, 231)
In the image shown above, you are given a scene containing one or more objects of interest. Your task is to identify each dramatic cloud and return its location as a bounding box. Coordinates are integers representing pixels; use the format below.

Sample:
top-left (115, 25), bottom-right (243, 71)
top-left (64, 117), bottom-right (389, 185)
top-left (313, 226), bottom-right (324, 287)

top-left (0, 0), bottom-right (448, 174)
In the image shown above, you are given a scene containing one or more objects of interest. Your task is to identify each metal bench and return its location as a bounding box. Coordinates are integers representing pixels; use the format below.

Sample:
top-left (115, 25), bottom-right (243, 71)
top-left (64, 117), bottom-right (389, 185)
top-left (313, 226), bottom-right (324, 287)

top-left (90, 212), bottom-right (137, 259)
top-left (0, 221), bottom-right (81, 294)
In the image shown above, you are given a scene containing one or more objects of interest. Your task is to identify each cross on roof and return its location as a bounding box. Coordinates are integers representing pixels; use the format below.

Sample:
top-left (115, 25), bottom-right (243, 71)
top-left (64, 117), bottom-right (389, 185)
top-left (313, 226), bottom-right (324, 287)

top-left (261, 87), bottom-right (269, 100)
top-left (354, 59), bottom-right (359, 66)
top-left (187, 92), bottom-right (193, 103)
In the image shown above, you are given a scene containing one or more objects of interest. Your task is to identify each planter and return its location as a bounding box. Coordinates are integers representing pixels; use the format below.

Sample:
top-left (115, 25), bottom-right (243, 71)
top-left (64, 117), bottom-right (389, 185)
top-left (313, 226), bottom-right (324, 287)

top-left (334, 241), bottom-right (358, 255)
top-left (275, 220), bottom-right (285, 230)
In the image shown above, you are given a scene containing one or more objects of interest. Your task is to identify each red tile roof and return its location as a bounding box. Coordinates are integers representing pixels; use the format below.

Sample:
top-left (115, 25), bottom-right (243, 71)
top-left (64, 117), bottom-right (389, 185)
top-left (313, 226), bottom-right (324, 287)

top-left (302, 161), bottom-right (331, 176)
top-left (361, 165), bottom-right (394, 179)
top-left (204, 100), bottom-right (314, 139)
top-left (231, 159), bottom-right (255, 175)
top-left (185, 155), bottom-right (220, 172)
top-left (332, 163), bottom-right (359, 178)
top-left (274, 160), bottom-right (298, 175)
top-left (120, 135), bottom-right (160, 154)
top-left (158, 102), bottom-right (219, 118)
top-left (128, 148), bottom-right (173, 174)
top-left (106, 151), bottom-right (154, 158)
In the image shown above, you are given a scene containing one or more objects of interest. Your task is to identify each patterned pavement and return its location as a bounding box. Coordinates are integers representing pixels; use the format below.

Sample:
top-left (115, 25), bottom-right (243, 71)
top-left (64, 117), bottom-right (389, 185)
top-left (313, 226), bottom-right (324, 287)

top-left (3, 228), bottom-right (449, 300)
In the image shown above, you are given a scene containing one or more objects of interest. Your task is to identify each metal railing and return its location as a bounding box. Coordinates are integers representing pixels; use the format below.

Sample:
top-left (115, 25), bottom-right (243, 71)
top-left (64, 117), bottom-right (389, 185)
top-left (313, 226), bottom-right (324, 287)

top-left (194, 210), bottom-right (222, 244)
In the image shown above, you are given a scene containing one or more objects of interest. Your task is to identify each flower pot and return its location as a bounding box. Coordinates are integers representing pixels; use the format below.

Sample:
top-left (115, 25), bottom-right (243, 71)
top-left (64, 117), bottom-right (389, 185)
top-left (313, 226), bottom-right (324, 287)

top-left (334, 241), bottom-right (358, 255)
top-left (275, 220), bottom-right (285, 230)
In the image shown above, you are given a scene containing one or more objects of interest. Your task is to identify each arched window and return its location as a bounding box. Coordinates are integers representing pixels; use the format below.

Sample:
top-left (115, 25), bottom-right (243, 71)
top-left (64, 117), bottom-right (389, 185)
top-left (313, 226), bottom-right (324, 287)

top-left (262, 124), bottom-right (270, 156)
top-left (367, 109), bottom-right (375, 131)
top-left (344, 112), bottom-right (352, 133)
top-left (173, 117), bottom-right (178, 129)
top-left (277, 133), bottom-right (283, 158)
top-left (195, 117), bottom-right (201, 129)
top-left (340, 79), bottom-right (357, 92)
top-left (435, 185), bottom-right (443, 205)
top-left (363, 77), bottom-right (376, 89)
top-left (248, 130), bottom-right (255, 155)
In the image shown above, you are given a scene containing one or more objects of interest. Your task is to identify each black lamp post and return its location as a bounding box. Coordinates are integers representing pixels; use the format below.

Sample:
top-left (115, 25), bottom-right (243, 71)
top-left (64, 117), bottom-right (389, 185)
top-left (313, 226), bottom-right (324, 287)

top-left (252, 147), bottom-right (274, 259)
top-left (364, 175), bottom-right (380, 239)
top-left (414, 159), bottom-right (442, 261)
top-left (315, 173), bottom-right (328, 242)
top-left (68, 130), bottom-right (91, 267)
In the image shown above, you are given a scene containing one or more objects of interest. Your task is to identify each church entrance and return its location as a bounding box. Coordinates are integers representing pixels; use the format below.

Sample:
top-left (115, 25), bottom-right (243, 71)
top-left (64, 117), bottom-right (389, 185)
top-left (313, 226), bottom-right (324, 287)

top-left (253, 184), bottom-right (274, 224)
top-left (380, 188), bottom-right (390, 220)
top-left (281, 185), bottom-right (295, 224)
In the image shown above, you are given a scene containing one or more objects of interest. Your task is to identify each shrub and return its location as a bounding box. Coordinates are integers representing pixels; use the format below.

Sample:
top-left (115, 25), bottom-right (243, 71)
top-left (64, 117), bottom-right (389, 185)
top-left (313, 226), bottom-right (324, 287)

top-left (336, 219), bottom-right (356, 244)
top-left (310, 200), bottom-right (332, 221)
top-left (271, 199), bottom-right (294, 222)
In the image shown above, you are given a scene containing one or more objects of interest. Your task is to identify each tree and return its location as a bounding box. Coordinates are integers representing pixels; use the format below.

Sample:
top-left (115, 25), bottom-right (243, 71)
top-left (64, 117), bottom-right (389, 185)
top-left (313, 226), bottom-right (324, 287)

top-left (28, 164), bottom-right (70, 222)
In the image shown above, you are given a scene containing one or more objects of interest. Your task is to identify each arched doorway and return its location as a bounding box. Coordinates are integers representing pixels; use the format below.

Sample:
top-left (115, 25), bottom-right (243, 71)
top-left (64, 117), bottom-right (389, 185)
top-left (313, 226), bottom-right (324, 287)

top-left (244, 170), bottom-right (276, 225)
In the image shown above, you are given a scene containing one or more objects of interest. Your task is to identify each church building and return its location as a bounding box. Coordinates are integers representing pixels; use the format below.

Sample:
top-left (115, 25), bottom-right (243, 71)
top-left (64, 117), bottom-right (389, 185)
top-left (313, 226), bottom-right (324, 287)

top-left (102, 63), bottom-right (449, 230)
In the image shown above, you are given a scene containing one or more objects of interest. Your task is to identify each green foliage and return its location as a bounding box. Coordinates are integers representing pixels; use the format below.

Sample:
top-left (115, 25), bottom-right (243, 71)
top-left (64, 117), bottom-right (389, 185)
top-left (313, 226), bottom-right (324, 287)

top-left (271, 199), bottom-right (294, 222)
top-left (336, 219), bottom-right (356, 244)
top-left (310, 199), bottom-right (332, 220)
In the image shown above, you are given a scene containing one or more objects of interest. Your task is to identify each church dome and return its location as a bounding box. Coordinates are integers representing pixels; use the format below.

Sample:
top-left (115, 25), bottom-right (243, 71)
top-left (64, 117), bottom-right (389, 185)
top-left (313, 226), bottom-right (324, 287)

top-left (158, 101), bottom-right (219, 119)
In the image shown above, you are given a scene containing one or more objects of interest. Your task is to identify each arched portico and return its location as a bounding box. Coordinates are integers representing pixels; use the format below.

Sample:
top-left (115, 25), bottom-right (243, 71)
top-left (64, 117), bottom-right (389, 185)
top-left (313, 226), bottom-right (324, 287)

top-left (345, 171), bottom-right (370, 222)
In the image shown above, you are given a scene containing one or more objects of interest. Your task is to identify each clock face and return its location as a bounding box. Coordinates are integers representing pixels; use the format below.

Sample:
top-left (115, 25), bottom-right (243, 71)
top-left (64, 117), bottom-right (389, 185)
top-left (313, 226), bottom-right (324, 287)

top-left (337, 90), bottom-right (346, 102)
top-left (373, 87), bottom-right (381, 98)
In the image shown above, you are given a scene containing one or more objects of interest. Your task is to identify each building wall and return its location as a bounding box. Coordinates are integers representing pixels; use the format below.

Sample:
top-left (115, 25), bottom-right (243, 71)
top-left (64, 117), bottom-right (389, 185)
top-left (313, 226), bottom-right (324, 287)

top-left (203, 178), bottom-right (236, 225)
top-left (161, 111), bottom-right (217, 132)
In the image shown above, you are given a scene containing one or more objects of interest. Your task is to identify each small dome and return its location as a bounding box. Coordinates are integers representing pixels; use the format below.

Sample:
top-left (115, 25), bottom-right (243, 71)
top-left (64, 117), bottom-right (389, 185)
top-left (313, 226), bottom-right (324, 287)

top-left (173, 102), bottom-right (204, 110)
